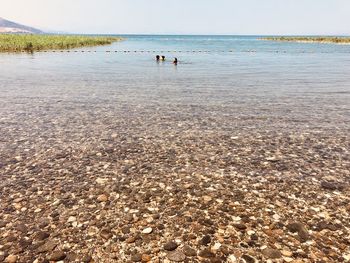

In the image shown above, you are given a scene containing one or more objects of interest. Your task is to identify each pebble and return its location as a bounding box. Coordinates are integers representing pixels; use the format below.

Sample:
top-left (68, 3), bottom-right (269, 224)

top-left (321, 181), bottom-right (345, 191)
top-left (343, 254), bottom-right (350, 261)
top-left (49, 251), bottom-right (66, 261)
top-left (67, 216), bottom-right (77, 223)
top-left (142, 227), bottom-right (153, 234)
top-left (16, 223), bottom-right (27, 233)
top-left (141, 254), bottom-right (151, 262)
top-left (81, 255), bottom-right (93, 263)
top-left (97, 194), bottom-right (108, 202)
top-left (287, 222), bottom-right (310, 242)
top-left (163, 241), bottom-right (178, 251)
top-left (199, 235), bottom-right (211, 246)
top-left (198, 249), bottom-right (215, 258)
top-left (126, 236), bottom-right (136, 243)
top-left (212, 242), bottom-right (221, 251)
top-left (37, 240), bottom-right (57, 253)
top-left (183, 245), bottom-right (197, 257)
top-left (167, 250), bottom-right (186, 262)
top-left (131, 253), bottom-right (142, 262)
top-left (100, 229), bottom-right (113, 240)
top-left (281, 250), bottom-right (293, 257)
top-left (262, 248), bottom-right (282, 259)
top-left (5, 255), bottom-right (17, 263)
top-left (96, 178), bottom-right (108, 185)
top-left (36, 231), bottom-right (50, 241)
top-left (234, 223), bottom-right (247, 230)
top-left (241, 254), bottom-right (258, 263)
top-left (283, 257), bottom-right (294, 262)
top-left (227, 255), bottom-right (237, 263)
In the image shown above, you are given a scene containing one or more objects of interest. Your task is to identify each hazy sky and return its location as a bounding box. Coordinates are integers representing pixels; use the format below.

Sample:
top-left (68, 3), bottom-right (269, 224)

top-left (1, 0), bottom-right (350, 35)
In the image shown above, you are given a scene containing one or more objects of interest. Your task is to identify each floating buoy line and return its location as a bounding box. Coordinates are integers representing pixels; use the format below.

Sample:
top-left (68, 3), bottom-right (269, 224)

top-left (32, 50), bottom-right (248, 53)
top-left (13, 50), bottom-right (279, 54)
top-left (9, 50), bottom-right (333, 54)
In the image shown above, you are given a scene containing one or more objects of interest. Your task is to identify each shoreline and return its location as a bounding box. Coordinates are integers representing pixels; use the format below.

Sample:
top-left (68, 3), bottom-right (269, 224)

top-left (261, 37), bottom-right (350, 45)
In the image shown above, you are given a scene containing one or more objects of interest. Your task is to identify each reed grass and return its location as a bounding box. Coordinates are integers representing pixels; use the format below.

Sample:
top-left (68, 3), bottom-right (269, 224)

top-left (0, 34), bottom-right (122, 52)
top-left (262, 36), bottom-right (350, 44)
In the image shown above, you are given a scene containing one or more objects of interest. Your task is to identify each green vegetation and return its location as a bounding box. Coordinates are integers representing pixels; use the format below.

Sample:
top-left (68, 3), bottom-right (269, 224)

top-left (262, 36), bottom-right (350, 44)
top-left (0, 34), bottom-right (122, 52)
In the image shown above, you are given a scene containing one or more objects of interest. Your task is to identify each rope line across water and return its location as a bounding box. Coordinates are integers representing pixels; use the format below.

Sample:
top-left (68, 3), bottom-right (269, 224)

top-left (11, 50), bottom-right (338, 54)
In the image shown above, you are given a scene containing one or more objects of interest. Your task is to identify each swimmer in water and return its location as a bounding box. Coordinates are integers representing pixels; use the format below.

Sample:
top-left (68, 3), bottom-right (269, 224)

top-left (156, 55), bottom-right (160, 62)
top-left (161, 56), bottom-right (166, 61)
top-left (173, 58), bottom-right (178, 65)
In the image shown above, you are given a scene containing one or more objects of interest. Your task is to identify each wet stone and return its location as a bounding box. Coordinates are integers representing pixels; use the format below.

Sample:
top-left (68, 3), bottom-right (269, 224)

top-left (183, 245), bottom-right (197, 257)
top-left (199, 235), bottom-right (211, 246)
top-left (287, 222), bottom-right (304, 233)
top-left (142, 227), bottom-right (153, 234)
top-left (163, 241), bottom-right (178, 251)
top-left (241, 254), bottom-right (258, 263)
top-left (234, 223), bottom-right (247, 230)
top-left (37, 240), bottom-right (57, 253)
top-left (315, 221), bottom-right (330, 231)
top-left (81, 255), bottom-right (92, 263)
top-left (100, 229), bottom-right (113, 240)
top-left (287, 222), bottom-right (310, 242)
top-left (199, 249), bottom-right (215, 258)
top-left (141, 254), bottom-right (151, 262)
top-left (97, 194), bottom-right (108, 202)
top-left (131, 253), bottom-right (142, 262)
top-left (167, 250), bottom-right (186, 262)
top-left (6, 235), bottom-right (16, 242)
top-left (18, 238), bottom-right (32, 249)
top-left (262, 248), bottom-right (282, 259)
top-left (321, 181), bottom-right (345, 191)
top-left (122, 226), bottom-right (131, 234)
top-left (16, 224), bottom-right (27, 233)
top-left (0, 221), bottom-right (7, 228)
top-left (35, 231), bottom-right (50, 241)
top-left (126, 236), bottom-right (136, 243)
top-left (66, 252), bottom-right (78, 261)
top-left (49, 251), bottom-right (66, 261)
top-left (5, 255), bottom-right (17, 263)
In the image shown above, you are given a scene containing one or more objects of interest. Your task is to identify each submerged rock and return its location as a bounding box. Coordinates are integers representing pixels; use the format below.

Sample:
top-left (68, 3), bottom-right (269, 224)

top-left (321, 181), bottom-right (345, 191)
top-left (167, 250), bottom-right (186, 262)
top-left (262, 248), bottom-right (282, 259)
top-left (163, 241), bottom-right (178, 251)
top-left (287, 222), bottom-right (310, 242)
top-left (49, 251), bottom-right (66, 261)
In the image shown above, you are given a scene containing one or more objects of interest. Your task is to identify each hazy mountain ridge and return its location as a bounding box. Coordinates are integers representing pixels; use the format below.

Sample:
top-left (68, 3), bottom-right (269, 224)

top-left (0, 17), bottom-right (42, 33)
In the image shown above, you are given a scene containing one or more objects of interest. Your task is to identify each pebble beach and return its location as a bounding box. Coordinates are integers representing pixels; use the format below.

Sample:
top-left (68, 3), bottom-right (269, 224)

top-left (1, 99), bottom-right (349, 263)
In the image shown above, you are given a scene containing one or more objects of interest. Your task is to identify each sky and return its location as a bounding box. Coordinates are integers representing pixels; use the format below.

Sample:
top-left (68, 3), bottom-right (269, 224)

top-left (1, 0), bottom-right (350, 35)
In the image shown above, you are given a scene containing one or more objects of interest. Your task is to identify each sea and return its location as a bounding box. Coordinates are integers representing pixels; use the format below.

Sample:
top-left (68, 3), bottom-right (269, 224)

top-left (0, 35), bottom-right (350, 134)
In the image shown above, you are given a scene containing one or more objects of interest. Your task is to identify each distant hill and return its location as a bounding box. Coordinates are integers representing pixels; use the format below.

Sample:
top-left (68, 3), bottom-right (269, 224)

top-left (0, 17), bottom-right (42, 33)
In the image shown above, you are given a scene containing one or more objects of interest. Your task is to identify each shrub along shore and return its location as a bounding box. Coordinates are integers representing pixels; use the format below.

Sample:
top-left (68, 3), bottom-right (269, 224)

top-left (0, 34), bottom-right (122, 52)
top-left (261, 36), bottom-right (350, 44)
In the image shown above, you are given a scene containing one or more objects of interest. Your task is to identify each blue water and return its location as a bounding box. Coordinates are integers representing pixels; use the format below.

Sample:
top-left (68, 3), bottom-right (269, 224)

top-left (0, 35), bottom-right (350, 133)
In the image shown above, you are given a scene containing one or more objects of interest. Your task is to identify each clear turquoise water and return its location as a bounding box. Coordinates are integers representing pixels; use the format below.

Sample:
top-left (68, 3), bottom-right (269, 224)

top-left (0, 35), bottom-right (350, 132)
